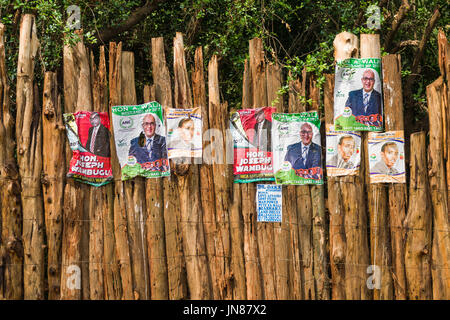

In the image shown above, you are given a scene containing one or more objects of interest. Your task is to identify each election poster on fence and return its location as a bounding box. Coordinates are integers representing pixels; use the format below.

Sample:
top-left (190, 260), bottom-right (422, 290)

top-left (272, 111), bottom-right (323, 185)
top-left (325, 124), bottom-right (361, 177)
top-left (368, 130), bottom-right (406, 183)
top-left (334, 58), bottom-right (383, 131)
top-left (111, 102), bottom-right (170, 180)
top-left (256, 184), bottom-right (282, 222)
top-left (166, 107), bottom-right (202, 159)
top-left (63, 111), bottom-right (113, 186)
top-left (231, 107), bottom-right (276, 183)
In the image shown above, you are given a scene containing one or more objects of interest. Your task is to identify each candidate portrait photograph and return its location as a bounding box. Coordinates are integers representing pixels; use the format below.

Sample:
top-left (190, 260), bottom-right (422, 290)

top-left (345, 68), bottom-right (382, 121)
top-left (372, 141), bottom-right (400, 175)
top-left (284, 122), bottom-right (321, 170)
top-left (128, 113), bottom-right (168, 165)
top-left (250, 107), bottom-right (272, 151)
top-left (85, 112), bottom-right (111, 158)
top-left (327, 135), bottom-right (356, 169)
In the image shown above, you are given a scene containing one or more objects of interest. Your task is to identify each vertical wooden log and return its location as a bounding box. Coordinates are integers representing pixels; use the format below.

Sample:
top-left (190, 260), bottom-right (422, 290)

top-left (287, 72), bottom-right (304, 300)
top-left (208, 55), bottom-right (233, 299)
top-left (173, 32), bottom-right (211, 299)
top-left (144, 83), bottom-right (169, 300)
top-left (324, 73), bottom-right (346, 300)
top-left (241, 57), bottom-right (263, 300)
top-left (382, 54), bottom-right (407, 299)
top-left (0, 23), bottom-right (23, 300)
top-left (108, 42), bottom-right (133, 300)
top-left (426, 77), bottom-right (450, 300)
top-left (404, 132), bottom-right (432, 299)
top-left (121, 51), bottom-right (150, 300)
top-left (360, 33), bottom-right (392, 300)
top-left (151, 37), bottom-right (187, 300)
top-left (16, 14), bottom-right (44, 300)
top-left (42, 71), bottom-right (64, 300)
top-left (249, 38), bottom-right (277, 300)
top-left (266, 62), bottom-right (291, 300)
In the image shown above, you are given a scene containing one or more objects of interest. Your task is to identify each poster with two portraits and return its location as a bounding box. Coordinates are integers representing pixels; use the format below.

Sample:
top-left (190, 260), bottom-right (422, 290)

top-left (331, 58), bottom-right (405, 183)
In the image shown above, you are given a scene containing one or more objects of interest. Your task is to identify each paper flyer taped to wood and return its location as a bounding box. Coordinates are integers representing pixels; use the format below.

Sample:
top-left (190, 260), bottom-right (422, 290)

top-left (334, 58), bottom-right (384, 131)
top-left (231, 107), bottom-right (275, 183)
top-left (368, 130), bottom-right (406, 183)
top-left (63, 111), bottom-right (113, 186)
top-left (325, 124), bottom-right (361, 176)
top-left (256, 184), bottom-right (282, 222)
top-left (272, 111), bottom-right (323, 185)
top-left (166, 107), bottom-right (202, 159)
top-left (111, 101), bottom-right (170, 180)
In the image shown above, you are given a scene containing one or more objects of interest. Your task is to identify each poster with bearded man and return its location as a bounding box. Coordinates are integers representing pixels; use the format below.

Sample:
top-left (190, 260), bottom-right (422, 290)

top-left (334, 58), bottom-right (384, 131)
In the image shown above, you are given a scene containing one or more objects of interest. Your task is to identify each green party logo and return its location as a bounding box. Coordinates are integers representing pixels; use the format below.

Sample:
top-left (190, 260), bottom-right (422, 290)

top-left (342, 107), bottom-right (352, 118)
top-left (341, 68), bottom-right (356, 80)
top-left (327, 147), bottom-right (334, 153)
top-left (120, 117), bottom-right (134, 129)
top-left (127, 155), bottom-right (137, 166)
top-left (370, 154), bottom-right (376, 160)
top-left (281, 161), bottom-right (292, 171)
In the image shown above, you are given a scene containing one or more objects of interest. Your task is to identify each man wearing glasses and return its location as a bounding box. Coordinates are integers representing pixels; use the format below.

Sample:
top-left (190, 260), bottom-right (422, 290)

top-left (128, 113), bottom-right (168, 165)
top-left (345, 69), bottom-right (382, 123)
top-left (284, 122), bottom-right (321, 171)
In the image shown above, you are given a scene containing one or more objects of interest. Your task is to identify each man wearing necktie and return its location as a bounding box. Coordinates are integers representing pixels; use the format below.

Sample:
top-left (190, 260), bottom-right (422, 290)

top-left (345, 69), bottom-right (382, 126)
top-left (128, 113), bottom-right (167, 165)
top-left (284, 123), bottom-right (322, 171)
top-left (85, 112), bottom-right (111, 157)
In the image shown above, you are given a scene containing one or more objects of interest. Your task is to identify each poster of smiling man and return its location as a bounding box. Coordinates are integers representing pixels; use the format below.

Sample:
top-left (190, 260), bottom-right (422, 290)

top-left (63, 111), bottom-right (113, 187)
top-left (166, 107), bottom-right (202, 159)
top-left (111, 101), bottom-right (170, 180)
top-left (272, 111), bottom-right (323, 185)
top-left (368, 131), bottom-right (406, 183)
top-left (334, 58), bottom-right (383, 131)
top-left (326, 124), bottom-right (361, 176)
top-left (231, 107), bottom-right (276, 183)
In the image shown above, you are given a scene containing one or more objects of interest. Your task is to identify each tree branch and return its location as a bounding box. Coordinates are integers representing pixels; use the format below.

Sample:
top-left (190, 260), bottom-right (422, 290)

top-left (383, 0), bottom-right (411, 52)
top-left (391, 39), bottom-right (420, 54)
top-left (94, 0), bottom-right (165, 45)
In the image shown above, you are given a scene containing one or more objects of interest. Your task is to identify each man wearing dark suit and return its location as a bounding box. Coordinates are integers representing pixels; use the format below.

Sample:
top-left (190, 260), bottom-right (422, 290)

top-left (284, 123), bottom-right (322, 170)
top-left (345, 69), bottom-right (382, 126)
top-left (85, 112), bottom-right (111, 157)
top-left (128, 113), bottom-right (168, 165)
top-left (251, 108), bottom-right (272, 151)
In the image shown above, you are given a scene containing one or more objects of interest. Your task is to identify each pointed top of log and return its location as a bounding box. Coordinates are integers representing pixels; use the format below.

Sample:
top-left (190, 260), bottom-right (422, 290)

top-left (333, 31), bottom-right (358, 61)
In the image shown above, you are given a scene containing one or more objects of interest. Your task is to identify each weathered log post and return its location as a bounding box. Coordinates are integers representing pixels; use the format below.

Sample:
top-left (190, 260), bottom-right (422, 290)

top-left (16, 14), bottom-right (44, 300)
top-left (208, 55), bottom-right (234, 299)
top-left (151, 37), bottom-right (187, 300)
top-left (42, 71), bottom-right (64, 300)
top-left (266, 62), bottom-right (292, 300)
top-left (0, 23), bottom-right (23, 300)
top-left (404, 132), bottom-right (432, 299)
top-left (121, 51), bottom-right (150, 300)
top-left (360, 33), bottom-right (392, 300)
top-left (108, 42), bottom-right (134, 300)
top-left (173, 32), bottom-right (211, 299)
top-left (241, 58), bottom-right (263, 300)
top-left (382, 53), bottom-right (407, 299)
top-left (426, 76), bottom-right (450, 300)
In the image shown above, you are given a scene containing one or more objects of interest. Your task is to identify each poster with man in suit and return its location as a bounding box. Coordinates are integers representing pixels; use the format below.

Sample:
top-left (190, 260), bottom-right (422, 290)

top-left (231, 107), bottom-right (276, 183)
top-left (272, 111), bottom-right (323, 185)
top-left (326, 125), bottom-right (361, 176)
top-left (63, 111), bottom-right (113, 187)
top-left (368, 131), bottom-right (406, 183)
top-left (334, 58), bottom-right (383, 131)
top-left (111, 102), bottom-right (170, 180)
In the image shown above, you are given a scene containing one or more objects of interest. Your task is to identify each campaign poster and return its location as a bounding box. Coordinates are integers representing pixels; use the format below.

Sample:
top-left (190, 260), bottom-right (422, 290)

top-left (231, 107), bottom-right (276, 183)
top-left (272, 111), bottom-right (323, 185)
top-left (368, 130), bottom-right (406, 183)
top-left (166, 107), bottom-right (202, 159)
top-left (63, 111), bottom-right (113, 187)
top-left (325, 124), bottom-right (361, 177)
top-left (111, 101), bottom-right (170, 180)
top-left (256, 184), bottom-right (282, 223)
top-left (334, 58), bottom-right (383, 131)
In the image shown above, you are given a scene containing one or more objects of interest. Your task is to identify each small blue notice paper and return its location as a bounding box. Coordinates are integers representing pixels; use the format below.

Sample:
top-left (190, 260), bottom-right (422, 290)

top-left (256, 184), bottom-right (283, 222)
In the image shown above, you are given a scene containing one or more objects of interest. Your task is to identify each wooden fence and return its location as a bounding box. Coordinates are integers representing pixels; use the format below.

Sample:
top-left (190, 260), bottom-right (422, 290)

top-left (0, 14), bottom-right (449, 300)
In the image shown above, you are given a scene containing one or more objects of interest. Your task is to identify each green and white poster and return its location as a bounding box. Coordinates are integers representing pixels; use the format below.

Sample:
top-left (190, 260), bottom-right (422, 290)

top-left (272, 111), bottom-right (323, 185)
top-left (111, 102), bottom-right (170, 180)
top-left (334, 58), bottom-right (383, 131)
